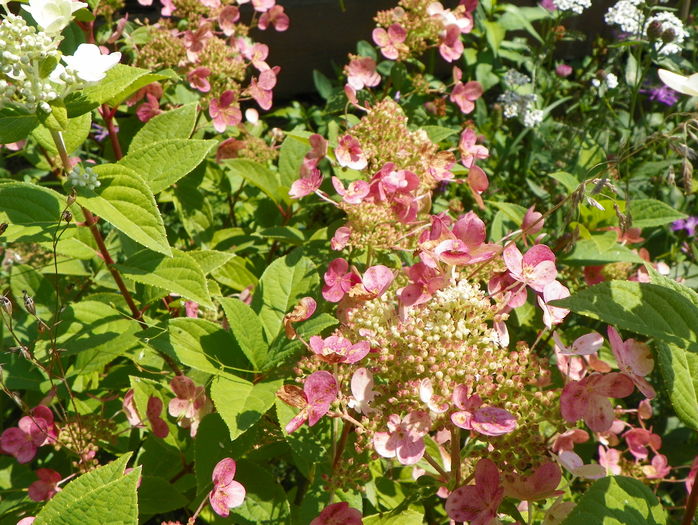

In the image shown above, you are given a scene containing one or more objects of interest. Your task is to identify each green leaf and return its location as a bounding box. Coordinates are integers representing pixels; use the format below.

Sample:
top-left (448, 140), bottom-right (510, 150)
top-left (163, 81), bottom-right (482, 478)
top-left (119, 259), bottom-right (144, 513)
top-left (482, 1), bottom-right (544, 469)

top-left (275, 400), bottom-right (331, 477)
top-left (278, 135), bottom-right (309, 189)
top-left (38, 99), bottom-right (69, 131)
top-left (32, 113), bottom-right (92, 155)
top-left (483, 20), bottom-right (505, 55)
top-left (219, 297), bottom-right (267, 369)
top-left (548, 171), bottom-right (580, 193)
top-left (119, 139), bottom-right (216, 193)
top-left (561, 476), bottom-right (666, 524)
top-left (34, 454), bottom-right (140, 525)
top-left (628, 199), bottom-right (687, 228)
top-left (421, 125), bottom-right (457, 143)
top-left (364, 509), bottom-right (425, 524)
top-left (129, 103), bottom-right (198, 152)
top-left (224, 158), bottom-right (291, 206)
top-left (625, 53), bottom-right (640, 86)
top-left (188, 249), bottom-right (234, 274)
top-left (553, 280), bottom-right (698, 348)
top-left (0, 181), bottom-right (73, 242)
top-left (211, 376), bottom-right (281, 440)
top-left (0, 106), bottom-right (39, 144)
top-left (143, 318), bottom-right (251, 378)
top-left (78, 163), bottom-right (171, 256)
top-left (562, 234), bottom-right (645, 265)
top-left (251, 251), bottom-right (318, 342)
top-left (211, 256), bottom-right (258, 291)
top-left (115, 248), bottom-right (213, 308)
top-left (138, 476), bottom-right (188, 515)
top-left (657, 342), bottom-right (698, 430)
top-left (313, 69), bottom-right (333, 100)
top-left (57, 301), bottom-right (140, 374)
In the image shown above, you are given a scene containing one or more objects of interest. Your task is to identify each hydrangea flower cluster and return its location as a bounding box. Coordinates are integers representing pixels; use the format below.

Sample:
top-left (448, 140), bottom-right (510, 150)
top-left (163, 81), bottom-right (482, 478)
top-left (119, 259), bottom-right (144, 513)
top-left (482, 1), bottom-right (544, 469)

top-left (131, 0), bottom-right (288, 126)
top-left (0, 0), bottom-right (120, 115)
top-left (372, 0), bottom-right (475, 63)
top-left (281, 90), bottom-right (668, 518)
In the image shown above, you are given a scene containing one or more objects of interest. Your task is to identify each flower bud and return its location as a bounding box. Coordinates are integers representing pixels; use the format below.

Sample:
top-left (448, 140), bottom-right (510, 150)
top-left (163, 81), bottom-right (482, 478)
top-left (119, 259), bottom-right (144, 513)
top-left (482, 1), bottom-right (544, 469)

top-left (23, 290), bottom-right (36, 316)
top-left (646, 20), bottom-right (663, 40)
top-left (0, 295), bottom-right (12, 316)
top-left (61, 210), bottom-right (72, 223)
top-left (0, 223), bottom-right (7, 235)
top-left (661, 27), bottom-right (676, 43)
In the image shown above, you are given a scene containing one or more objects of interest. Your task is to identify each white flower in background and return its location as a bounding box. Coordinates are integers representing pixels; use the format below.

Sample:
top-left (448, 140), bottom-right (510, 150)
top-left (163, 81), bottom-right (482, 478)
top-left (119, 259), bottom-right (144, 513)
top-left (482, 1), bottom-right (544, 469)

top-left (605, 73), bottom-right (618, 89)
top-left (503, 69), bottom-right (531, 87)
top-left (592, 72), bottom-right (618, 91)
top-left (604, 0), bottom-right (644, 35)
top-left (68, 165), bottom-right (101, 190)
top-left (658, 69), bottom-right (698, 96)
top-left (522, 108), bottom-right (544, 128)
top-left (553, 0), bottom-right (591, 15)
top-left (22, 0), bottom-right (87, 34)
top-left (62, 44), bottom-right (121, 83)
top-left (645, 12), bottom-right (687, 55)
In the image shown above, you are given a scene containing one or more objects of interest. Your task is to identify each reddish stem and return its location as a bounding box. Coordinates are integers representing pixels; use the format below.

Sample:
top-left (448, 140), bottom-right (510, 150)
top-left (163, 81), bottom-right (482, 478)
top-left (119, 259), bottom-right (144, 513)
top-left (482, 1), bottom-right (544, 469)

top-left (682, 472), bottom-right (698, 525)
top-left (100, 105), bottom-right (123, 159)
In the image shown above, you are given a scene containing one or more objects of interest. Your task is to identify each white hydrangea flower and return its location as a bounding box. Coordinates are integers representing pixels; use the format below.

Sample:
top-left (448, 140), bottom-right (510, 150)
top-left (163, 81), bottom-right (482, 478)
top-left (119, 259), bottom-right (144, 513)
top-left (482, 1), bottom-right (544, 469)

top-left (62, 44), bottom-right (121, 83)
top-left (645, 11), bottom-right (687, 55)
top-left (604, 0), bottom-right (644, 35)
top-left (22, 0), bottom-right (87, 34)
top-left (553, 0), bottom-right (591, 15)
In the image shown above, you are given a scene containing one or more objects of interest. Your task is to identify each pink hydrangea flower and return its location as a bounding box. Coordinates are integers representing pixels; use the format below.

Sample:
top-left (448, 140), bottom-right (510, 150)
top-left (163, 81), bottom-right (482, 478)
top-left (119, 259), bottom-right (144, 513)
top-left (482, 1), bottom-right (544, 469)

top-left (361, 265), bottom-right (394, 298)
top-left (218, 5), bottom-right (239, 36)
top-left (433, 211), bottom-right (499, 266)
top-left (439, 24), bottom-right (464, 62)
top-left (345, 56), bottom-right (380, 91)
top-left (248, 67), bottom-right (279, 110)
top-left (445, 458), bottom-right (503, 524)
top-left (146, 396), bottom-right (169, 438)
top-left (209, 91), bottom-right (242, 132)
top-left (322, 258), bottom-right (361, 302)
top-left (419, 378), bottom-right (449, 414)
top-left (373, 411), bottom-right (431, 465)
top-left (598, 445), bottom-right (622, 475)
top-left (450, 385), bottom-right (517, 436)
top-left (331, 226), bottom-right (351, 251)
top-left (187, 67), bottom-right (211, 93)
top-left (623, 428), bottom-right (661, 460)
top-left (308, 335), bottom-right (370, 364)
top-left (556, 64), bottom-right (573, 77)
top-left (285, 371), bottom-right (338, 433)
top-left (310, 502), bottom-right (362, 525)
top-left (258, 5), bottom-right (289, 31)
top-left (502, 461), bottom-right (563, 501)
top-left (537, 280), bottom-right (571, 329)
top-left (554, 332), bottom-right (604, 356)
top-left (283, 297), bottom-right (316, 339)
top-left (208, 458), bottom-right (246, 517)
top-left (335, 135), bottom-right (367, 170)
top-left (136, 94), bottom-right (161, 122)
top-left (521, 205), bottom-right (544, 240)
top-left (332, 177), bottom-right (370, 204)
top-left (160, 0), bottom-right (175, 16)
top-left (450, 81), bottom-right (482, 114)
top-left (372, 24), bottom-right (406, 60)
top-left (560, 373), bottom-right (634, 432)
top-left (348, 367), bottom-right (377, 415)
top-left (557, 451), bottom-right (606, 480)
top-left (685, 456), bottom-right (698, 494)
top-left (168, 375), bottom-right (212, 437)
top-left (643, 454), bottom-right (671, 479)
top-left (1, 406), bottom-right (56, 464)
top-left (251, 0), bottom-right (274, 12)
top-left (122, 389), bottom-right (143, 427)
top-left (467, 164), bottom-right (488, 208)
top-left (28, 468), bottom-right (62, 501)
top-left (459, 129), bottom-right (488, 168)
top-left (182, 25), bottom-right (212, 61)
top-left (503, 243), bottom-right (557, 293)
top-left (607, 327), bottom-right (656, 399)
top-left (289, 168), bottom-right (322, 199)
top-left (552, 428), bottom-right (589, 454)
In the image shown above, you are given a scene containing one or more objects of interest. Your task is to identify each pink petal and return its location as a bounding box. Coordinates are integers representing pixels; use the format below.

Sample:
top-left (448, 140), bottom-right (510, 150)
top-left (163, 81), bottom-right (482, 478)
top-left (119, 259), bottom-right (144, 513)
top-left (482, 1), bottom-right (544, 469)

top-left (362, 265), bottom-right (394, 297)
top-left (396, 436), bottom-right (425, 465)
top-left (471, 406), bottom-right (517, 436)
top-left (373, 431), bottom-right (397, 458)
top-left (503, 243), bottom-right (523, 276)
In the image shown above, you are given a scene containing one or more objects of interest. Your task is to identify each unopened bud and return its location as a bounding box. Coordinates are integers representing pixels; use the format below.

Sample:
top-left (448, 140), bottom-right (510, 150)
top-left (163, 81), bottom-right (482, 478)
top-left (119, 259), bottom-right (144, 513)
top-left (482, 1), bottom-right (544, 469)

top-left (661, 27), bottom-right (676, 43)
top-left (66, 191), bottom-right (76, 207)
top-left (0, 296), bottom-right (11, 316)
top-left (62, 210), bottom-right (72, 223)
top-left (0, 223), bottom-right (6, 235)
top-left (22, 290), bottom-right (36, 316)
top-left (646, 20), bottom-right (662, 40)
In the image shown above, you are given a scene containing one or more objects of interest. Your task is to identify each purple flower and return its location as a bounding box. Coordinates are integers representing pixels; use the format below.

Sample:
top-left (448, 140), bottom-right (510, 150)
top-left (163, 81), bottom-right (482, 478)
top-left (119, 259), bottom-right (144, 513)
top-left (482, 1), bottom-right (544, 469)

top-left (640, 85), bottom-right (678, 106)
top-left (671, 216), bottom-right (698, 236)
top-left (91, 123), bottom-right (113, 142)
top-left (539, 0), bottom-right (555, 10)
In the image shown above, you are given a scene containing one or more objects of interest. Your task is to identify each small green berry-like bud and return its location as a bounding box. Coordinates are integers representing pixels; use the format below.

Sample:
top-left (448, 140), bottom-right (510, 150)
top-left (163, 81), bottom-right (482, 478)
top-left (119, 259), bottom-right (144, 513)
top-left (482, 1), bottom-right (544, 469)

top-left (646, 20), bottom-right (663, 40)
